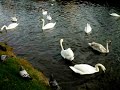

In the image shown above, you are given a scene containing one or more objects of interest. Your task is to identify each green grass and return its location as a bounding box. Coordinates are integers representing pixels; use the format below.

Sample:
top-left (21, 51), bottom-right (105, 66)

top-left (0, 43), bottom-right (50, 90)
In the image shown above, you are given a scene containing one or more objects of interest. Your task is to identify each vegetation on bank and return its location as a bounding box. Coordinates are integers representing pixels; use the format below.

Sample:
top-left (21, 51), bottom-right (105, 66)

top-left (0, 42), bottom-right (50, 90)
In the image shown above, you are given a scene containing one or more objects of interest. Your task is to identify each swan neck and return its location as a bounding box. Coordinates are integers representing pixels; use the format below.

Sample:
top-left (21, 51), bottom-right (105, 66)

top-left (95, 64), bottom-right (99, 72)
top-left (95, 64), bottom-right (105, 72)
top-left (106, 42), bottom-right (109, 53)
top-left (42, 19), bottom-right (45, 29)
top-left (60, 40), bottom-right (64, 50)
top-left (1, 25), bottom-right (7, 30)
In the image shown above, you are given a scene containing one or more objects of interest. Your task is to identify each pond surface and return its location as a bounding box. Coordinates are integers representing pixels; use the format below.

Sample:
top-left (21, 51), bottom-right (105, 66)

top-left (0, 0), bottom-right (120, 90)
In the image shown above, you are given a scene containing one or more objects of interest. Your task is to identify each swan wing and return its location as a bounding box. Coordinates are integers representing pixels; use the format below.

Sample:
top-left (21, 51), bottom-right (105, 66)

top-left (74, 64), bottom-right (97, 74)
top-left (42, 22), bottom-right (56, 30)
top-left (61, 48), bottom-right (74, 57)
top-left (69, 66), bottom-right (84, 74)
top-left (61, 49), bottom-right (74, 60)
top-left (7, 23), bottom-right (19, 29)
top-left (65, 48), bottom-right (74, 56)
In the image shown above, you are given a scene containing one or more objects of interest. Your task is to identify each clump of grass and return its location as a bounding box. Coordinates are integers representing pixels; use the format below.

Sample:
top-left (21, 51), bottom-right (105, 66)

top-left (0, 43), bottom-right (50, 90)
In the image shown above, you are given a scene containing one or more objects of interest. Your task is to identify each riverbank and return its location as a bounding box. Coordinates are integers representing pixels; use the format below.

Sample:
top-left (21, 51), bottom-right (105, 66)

top-left (0, 42), bottom-right (50, 90)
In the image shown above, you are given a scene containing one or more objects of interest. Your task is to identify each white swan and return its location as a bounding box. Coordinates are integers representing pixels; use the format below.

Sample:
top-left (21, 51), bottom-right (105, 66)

top-left (19, 66), bottom-right (32, 80)
top-left (88, 40), bottom-right (111, 53)
top-left (110, 13), bottom-right (120, 17)
top-left (47, 14), bottom-right (52, 20)
top-left (60, 39), bottom-right (74, 61)
top-left (69, 63), bottom-right (106, 75)
top-left (84, 23), bottom-right (92, 34)
top-left (41, 19), bottom-right (56, 30)
top-left (11, 17), bottom-right (17, 22)
top-left (1, 23), bottom-right (19, 32)
top-left (42, 9), bottom-right (47, 15)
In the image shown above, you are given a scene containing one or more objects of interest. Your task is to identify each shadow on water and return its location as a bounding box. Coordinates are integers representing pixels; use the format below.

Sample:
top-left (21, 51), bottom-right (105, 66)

top-left (0, 0), bottom-right (120, 90)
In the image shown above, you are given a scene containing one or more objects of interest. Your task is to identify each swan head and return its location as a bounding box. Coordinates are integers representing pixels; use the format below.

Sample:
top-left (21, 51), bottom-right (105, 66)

top-left (60, 39), bottom-right (63, 42)
top-left (106, 40), bottom-right (111, 44)
top-left (41, 19), bottom-right (44, 21)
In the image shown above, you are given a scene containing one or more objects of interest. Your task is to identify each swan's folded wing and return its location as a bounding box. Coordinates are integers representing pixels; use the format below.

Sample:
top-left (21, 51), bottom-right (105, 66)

top-left (74, 64), bottom-right (97, 74)
top-left (69, 66), bottom-right (83, 74)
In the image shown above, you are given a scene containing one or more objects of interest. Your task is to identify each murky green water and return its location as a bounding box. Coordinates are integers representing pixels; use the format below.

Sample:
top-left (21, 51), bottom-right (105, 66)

top-left (0, 0), bottom-right (120, 90)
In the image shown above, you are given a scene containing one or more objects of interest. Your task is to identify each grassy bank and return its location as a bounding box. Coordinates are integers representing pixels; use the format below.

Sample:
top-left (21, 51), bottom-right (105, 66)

top-left (0, 42), bottom-right (50, 90)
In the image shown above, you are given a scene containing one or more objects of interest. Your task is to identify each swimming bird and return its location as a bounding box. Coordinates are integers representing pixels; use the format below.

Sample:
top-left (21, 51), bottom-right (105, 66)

top-left (60, 39), bottom-right (74, 61)
top-left (19, 66), bottom-right (32, 80)
top-left (110, 13), bottom-right (120, 17)
top-left (88, 40), bottom-right (111, 53)
top-left (11, 17), bottom-right (17, 22)
top-left (47, 14), bottom-right (52, 21)
top-left (1, 23), bottom-right (19, 32)
top-left (49, 74), bottom-right (61, 90)
top-left (84, 23), bottom-right (92, 34)
top-left (41, 19), bottom-right (56, 30)
top-left (0, 55), bottom-right (8, 62)
top-left (42, 9), bottom-right (47, 16)
top-left (69, 63), bottom-right (106, 75)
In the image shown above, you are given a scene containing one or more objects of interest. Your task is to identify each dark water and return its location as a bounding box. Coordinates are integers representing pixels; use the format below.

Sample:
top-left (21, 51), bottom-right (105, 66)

top-left (0, 0), bottom-right (120, 90)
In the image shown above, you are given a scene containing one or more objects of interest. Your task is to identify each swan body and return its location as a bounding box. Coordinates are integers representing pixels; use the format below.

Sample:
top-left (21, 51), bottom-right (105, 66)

top-left (42, 9), bottom-right (47, 15)
top-left (60, 39), bottom-right (74, 61)
top-left (41, 19), bottom-right (56, 30)
top-left (11, 17), bottom-right (17, 22)
top-left (19, 66), bottom-right (32, 80)
top-left (88, 41), bottom-right (111, 53)
top-left (69, 63), bottom-right (106, 75)
top-left (1, 23), bottom-right (19, 32)
top-left (84, 23), bottom-right (92, 34)
top-left (110, 13), bottom-right (120, 17)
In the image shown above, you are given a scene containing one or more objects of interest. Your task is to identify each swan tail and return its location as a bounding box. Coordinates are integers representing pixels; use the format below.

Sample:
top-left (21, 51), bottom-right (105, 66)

top-left (60, 39), bottom-right (64, 50)
top-left (69, 66), bottom-right (80, 73)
